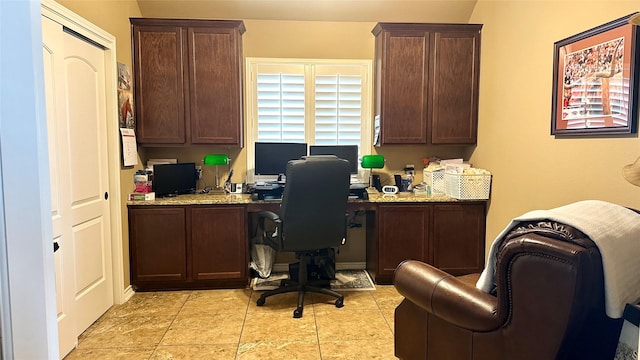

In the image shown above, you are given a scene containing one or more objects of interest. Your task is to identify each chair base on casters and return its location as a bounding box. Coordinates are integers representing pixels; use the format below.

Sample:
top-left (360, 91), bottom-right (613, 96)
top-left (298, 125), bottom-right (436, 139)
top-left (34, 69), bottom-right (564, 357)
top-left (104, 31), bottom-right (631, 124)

top-left (256, 252), bottom-right (344, 318)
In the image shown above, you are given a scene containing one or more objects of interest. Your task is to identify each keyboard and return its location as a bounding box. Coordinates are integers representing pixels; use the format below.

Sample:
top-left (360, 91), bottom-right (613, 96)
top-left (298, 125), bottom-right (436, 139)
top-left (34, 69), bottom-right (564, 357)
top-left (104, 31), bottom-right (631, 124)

top-left (262, 196), bottom-right (282, 201)
top-left (253, 182), bottom-right (281, 191)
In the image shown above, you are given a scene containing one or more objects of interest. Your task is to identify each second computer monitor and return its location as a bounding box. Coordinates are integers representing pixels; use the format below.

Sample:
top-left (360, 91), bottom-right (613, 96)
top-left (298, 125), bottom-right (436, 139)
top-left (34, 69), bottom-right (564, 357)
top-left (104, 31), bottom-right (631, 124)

top-left (309, 145), bottom-right (358, 174)
top-left (255, 142), bottom-right (308, 176)
top-left (152, 163), bottom-right (197, 197)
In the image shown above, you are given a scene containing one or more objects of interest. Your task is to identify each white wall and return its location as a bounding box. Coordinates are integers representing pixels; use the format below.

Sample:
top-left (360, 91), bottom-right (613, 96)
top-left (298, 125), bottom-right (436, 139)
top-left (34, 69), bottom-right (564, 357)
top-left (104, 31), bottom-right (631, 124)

top-left (469, 1), bottom-right (640, 246)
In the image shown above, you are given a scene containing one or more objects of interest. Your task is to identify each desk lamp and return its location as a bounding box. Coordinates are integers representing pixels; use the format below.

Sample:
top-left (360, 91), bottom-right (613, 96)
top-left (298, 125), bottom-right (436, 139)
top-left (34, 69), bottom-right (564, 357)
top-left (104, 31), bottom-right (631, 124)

top-left (361, 154), bottom-right (385, 190)
top-left (203, 154), bottom-right (230, 193)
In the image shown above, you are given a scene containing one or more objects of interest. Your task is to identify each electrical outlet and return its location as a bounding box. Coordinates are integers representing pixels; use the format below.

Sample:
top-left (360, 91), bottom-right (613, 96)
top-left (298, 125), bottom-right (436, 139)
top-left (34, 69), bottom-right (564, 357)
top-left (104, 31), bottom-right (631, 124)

top-left (196, 166), bottom-right (203, 179)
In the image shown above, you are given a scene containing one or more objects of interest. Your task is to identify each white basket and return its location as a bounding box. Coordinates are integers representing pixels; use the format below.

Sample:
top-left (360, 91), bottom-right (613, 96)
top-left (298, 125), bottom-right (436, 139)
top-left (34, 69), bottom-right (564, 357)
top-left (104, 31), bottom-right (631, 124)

top-left (423, 168), bottom-right (445, 194)
top-left (444, 171), bottom-right (491, 200)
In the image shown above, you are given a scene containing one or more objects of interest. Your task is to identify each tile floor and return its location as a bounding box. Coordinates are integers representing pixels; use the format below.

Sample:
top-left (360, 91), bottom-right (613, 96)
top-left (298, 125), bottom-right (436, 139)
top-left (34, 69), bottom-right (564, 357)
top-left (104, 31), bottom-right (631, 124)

top-left (64, 285), bottom-right (403, 359)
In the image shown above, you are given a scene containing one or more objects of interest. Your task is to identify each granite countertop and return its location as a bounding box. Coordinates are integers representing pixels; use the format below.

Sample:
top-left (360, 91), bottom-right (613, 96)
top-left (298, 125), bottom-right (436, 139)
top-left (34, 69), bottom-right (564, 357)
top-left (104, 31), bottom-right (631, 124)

top-left (128, 193), bottom-right (254, 206)
top-left (369, 192), bottom-right (462, 203)
top-left (127, 190), bottom-right (478, 206)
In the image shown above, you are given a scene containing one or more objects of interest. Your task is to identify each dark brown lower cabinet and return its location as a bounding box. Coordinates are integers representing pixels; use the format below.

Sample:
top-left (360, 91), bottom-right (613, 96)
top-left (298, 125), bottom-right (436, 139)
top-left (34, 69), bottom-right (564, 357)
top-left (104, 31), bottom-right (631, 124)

top-left (128, 205), bottom-right (248, 290)
top-left (368, 202), bottom-right (486, 284)
top-left (432, 203), bottom-right (485, 275)
top-left (128, 206), bottom-right (187, 284)
top-left (191, 206), bottom-right (247, 281)
top-left (377, 205), bottom-right (431, 277)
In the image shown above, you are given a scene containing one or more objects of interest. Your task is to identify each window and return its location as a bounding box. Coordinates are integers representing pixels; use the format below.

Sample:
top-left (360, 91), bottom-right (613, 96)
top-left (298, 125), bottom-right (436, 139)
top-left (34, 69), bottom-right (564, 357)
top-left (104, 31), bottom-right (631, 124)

top-left (246, 58), bottom-right (372, 182)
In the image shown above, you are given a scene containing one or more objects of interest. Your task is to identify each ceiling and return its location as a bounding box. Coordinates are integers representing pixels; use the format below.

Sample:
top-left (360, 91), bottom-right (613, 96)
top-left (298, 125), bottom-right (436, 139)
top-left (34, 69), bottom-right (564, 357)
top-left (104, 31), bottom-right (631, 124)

top-left (136, 0), bottom-right (478, 23)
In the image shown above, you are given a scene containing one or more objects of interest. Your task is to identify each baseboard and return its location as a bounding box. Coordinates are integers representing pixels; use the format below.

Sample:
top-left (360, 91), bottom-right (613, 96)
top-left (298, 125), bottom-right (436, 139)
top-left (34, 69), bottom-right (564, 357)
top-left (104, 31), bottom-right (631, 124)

top-left (336, 262), bottom-right (366, 271)
top-left (121, 285), bottom-right (135, 303)
top-left (271, 262), bottom-right (365, 273)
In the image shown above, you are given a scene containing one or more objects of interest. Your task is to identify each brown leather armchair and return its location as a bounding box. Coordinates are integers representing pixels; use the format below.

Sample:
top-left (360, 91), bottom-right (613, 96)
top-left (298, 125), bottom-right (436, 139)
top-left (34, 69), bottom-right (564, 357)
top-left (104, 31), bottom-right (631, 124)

top-left (393, 221), bottom-right (623, 360)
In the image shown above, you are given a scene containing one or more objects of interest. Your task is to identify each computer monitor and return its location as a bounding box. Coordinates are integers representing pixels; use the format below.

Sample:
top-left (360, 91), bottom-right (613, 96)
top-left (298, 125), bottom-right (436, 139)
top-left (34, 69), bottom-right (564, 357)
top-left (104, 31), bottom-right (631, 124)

top-left (254, 142), bottom-right (308, 176)
top-left (309, 145), bottom-right (359, 174)
top-left (153, 163), bottom-right (197, 197)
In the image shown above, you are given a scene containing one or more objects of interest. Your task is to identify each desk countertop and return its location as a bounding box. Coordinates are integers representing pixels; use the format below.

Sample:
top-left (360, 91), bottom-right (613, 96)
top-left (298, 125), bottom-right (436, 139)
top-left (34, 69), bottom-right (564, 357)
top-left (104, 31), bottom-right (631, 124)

top-left (127, 191), bottom-right (479, 206)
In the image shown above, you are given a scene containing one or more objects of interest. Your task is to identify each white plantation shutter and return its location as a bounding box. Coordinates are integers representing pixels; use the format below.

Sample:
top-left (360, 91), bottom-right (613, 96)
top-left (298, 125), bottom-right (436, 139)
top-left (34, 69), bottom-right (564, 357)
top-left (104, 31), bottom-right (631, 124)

top-left (256, 73), bottom-right (305, 142)
top-left (247, 58), bottom-right (372, 181)
top-left (314, 72), bottom-right (362, 146)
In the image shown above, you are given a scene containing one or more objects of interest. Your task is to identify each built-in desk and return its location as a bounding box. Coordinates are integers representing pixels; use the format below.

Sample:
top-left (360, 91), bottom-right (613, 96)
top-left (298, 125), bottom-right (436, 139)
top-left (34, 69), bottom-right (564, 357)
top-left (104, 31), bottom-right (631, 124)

top-left (127, 192), bottom-right (486, 290)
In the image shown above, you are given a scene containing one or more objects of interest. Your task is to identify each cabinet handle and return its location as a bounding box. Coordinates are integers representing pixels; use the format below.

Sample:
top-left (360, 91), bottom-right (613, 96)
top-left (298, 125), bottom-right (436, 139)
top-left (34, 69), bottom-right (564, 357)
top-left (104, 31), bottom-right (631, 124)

top-left (104, 192), bottom-right (109, 200)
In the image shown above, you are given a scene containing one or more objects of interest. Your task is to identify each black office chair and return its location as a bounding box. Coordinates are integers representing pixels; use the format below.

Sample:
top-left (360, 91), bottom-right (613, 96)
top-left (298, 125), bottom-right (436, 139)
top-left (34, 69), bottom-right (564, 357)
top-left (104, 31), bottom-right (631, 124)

top-left (255, 155), bottom-right (351, 318)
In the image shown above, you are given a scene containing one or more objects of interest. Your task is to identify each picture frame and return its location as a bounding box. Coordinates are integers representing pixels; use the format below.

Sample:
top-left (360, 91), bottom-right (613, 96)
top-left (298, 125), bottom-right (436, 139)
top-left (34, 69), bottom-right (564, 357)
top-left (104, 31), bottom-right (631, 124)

top-left (551, 13), bottom-right (640, 136)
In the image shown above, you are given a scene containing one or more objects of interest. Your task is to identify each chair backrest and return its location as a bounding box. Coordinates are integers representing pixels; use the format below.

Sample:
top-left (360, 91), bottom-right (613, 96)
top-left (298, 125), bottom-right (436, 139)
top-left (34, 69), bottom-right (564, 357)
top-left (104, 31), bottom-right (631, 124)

top-left (491, 221), bottom-right (622, 359)
top-left (279, 156), bottom-right (351, 252)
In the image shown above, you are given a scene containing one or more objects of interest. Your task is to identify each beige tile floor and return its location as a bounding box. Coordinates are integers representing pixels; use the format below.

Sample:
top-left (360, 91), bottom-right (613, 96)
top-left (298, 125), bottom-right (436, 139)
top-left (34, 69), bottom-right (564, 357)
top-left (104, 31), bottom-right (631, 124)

top-left (64, 285), bottom-right (403, 360)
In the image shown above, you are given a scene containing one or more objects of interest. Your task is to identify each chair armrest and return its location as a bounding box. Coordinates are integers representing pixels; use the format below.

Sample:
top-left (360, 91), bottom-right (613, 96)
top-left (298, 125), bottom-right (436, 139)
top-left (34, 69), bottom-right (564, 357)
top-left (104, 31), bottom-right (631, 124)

top-left (257, 211), bottom-right (281, 225)
top-left (393, 260), bottom-right (500, 331)
top-left (256, 211), bottom-right (282, 249)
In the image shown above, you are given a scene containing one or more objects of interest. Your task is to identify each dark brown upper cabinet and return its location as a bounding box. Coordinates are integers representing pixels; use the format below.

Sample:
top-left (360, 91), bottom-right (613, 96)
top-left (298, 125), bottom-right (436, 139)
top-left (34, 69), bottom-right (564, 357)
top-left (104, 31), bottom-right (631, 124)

top-left (372, 23), bottom-right (482, 145)
top-left (131, 18), bottom-right (245, 146)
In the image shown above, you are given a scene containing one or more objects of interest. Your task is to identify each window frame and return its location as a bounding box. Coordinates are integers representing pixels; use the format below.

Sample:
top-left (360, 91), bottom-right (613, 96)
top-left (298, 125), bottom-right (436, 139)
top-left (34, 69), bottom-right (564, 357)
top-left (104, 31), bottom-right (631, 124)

top-left (245, 57), bottom-right (372, 183)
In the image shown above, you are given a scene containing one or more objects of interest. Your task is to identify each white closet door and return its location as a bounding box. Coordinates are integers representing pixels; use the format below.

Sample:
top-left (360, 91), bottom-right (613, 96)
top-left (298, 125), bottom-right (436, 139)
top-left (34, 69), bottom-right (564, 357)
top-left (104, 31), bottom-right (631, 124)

top-left (62, 27), bottom-right (113, 338)
top-left (42, 15), bottom-right (114, 359)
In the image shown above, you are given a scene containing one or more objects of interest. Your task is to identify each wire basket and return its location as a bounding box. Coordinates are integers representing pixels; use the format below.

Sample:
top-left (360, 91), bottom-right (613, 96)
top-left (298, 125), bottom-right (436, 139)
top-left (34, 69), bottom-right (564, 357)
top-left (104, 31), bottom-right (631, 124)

top-left (444, 171), bottom-right (491, 200)
top-left (423, 168), bottom-right (445, 194)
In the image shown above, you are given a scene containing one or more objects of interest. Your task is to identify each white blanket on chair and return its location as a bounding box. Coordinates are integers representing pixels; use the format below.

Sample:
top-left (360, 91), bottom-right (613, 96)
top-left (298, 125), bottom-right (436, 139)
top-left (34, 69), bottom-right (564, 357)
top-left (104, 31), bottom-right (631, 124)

top-left (476, 200), bottom-right (640, 318)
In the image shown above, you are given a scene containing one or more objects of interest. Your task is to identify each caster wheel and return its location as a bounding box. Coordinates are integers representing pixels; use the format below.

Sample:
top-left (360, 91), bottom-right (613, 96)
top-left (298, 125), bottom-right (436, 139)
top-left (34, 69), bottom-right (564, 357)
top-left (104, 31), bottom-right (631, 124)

top-left (256, 297), bottom-right (265, 306)
top-left (335, 298), bottom-right (344, 308)
top-left (293, 308), bottom-right (303, 318)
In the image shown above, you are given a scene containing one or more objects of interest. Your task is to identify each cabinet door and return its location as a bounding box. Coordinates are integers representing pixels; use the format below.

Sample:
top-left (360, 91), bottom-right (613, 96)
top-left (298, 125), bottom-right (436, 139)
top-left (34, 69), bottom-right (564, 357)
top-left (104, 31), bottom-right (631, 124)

top-left (377, 205), bottom-right (431, 282)
top-left (377, 30), bottom-right (430, 144)
top-left (188, 27), bottom-right (244, 146)
top-left (430, 30), bottom-right (481, 144)
top-left (129, 207), bottom-right (187, 283)
top-left (132, 24), bottom-right (187, 144)
top-left (432, 203), bottom-right (485, 275)
top-left (190, 206), bottom-right (248, 280)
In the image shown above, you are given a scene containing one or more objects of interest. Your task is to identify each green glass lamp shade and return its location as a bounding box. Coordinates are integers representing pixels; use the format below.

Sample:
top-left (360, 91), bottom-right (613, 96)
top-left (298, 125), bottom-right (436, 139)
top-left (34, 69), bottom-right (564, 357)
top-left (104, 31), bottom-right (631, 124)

top-left (361, 154), bottom-right (385, 169)
top-left (203, 154), bottom-right (229, 166)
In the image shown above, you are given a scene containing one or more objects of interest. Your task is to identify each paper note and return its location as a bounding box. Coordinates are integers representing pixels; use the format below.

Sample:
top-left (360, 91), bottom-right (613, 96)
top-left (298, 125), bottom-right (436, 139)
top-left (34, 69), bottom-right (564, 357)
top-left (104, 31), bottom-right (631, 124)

top-left (373, 115), bottom-right (380, 146)
top-left (120, 128), bottom-right (138, 166)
